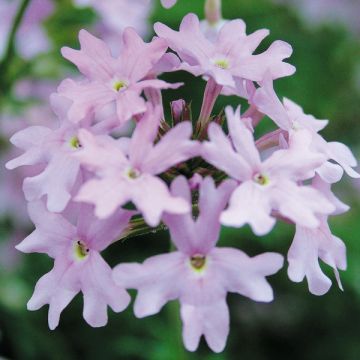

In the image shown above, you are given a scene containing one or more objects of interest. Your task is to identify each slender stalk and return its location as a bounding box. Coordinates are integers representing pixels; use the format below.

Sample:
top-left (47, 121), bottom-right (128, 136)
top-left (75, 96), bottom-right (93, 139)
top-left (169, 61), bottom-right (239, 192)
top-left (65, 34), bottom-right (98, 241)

top-left (204, 0), bottom-right (222, 24)
top-left (255, 129), bottom-right (287, 152)
top-left (144, 86), bottom-right (164, 118)
top-left (243, 104), bottom-right (265, 127)
top-left (0, 0), bottom-right (31, 95)
top-left (196, 77), bottom-right (223, 136)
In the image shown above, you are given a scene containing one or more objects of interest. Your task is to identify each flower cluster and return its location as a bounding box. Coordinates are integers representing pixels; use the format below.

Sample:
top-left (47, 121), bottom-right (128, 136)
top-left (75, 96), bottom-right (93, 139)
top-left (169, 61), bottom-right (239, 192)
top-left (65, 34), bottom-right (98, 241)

top-left (6, 3), bottom-right (359, 354)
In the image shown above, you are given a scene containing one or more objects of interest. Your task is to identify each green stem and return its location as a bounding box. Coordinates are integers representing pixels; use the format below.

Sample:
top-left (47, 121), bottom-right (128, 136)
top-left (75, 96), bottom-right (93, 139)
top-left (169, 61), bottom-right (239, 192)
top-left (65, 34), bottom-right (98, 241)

top-left (0, 0), bottom-right (31, 95)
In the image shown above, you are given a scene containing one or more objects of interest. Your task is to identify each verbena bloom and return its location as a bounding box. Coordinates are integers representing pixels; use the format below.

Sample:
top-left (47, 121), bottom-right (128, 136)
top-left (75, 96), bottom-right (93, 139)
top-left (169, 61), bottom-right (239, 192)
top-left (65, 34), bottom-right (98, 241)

top-left (287, 176), bottom-right (348, 295)
top-left (113, 176), bottom-right (284, 352)
top-left (202, 106), bottom-right (335, 235)
top-left (253, 79), bottom-right (360, 183)
top-left (3, 2), bottom-right (357, 352)
top-left (75, 107), bottom-right (200, 226)
top-left (154, 13), bottom-right (295, 93)
top-left (5, 96), bottom-right (91, 213)
top-left (59, 29), bottom-right (181, 124)
top-left (16, 201), bottom-right (133, 330)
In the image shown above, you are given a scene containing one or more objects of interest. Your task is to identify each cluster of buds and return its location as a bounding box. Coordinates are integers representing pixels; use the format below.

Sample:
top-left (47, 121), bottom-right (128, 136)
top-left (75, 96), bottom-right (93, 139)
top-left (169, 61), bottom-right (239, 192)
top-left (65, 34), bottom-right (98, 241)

top-left (5, 0), bottom-right (359, 353)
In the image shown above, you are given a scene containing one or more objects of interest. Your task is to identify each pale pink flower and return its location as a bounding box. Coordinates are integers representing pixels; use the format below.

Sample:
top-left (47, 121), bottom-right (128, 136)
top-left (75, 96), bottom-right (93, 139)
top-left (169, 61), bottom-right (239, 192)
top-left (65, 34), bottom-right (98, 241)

top-left (202, 106), bottom-right (335, 235)
top-left (253, 79), bottom-right (360, 183)
top-left (0, 0), bottom-right (53, 59)
top-left (154, 13), bottom-right (295, 94)
top-left (16, 201), bottom-right (132, 329)
top-left (0, 102), bottom-right (58, 220)
top-left (113, 176), bottom-right (283, 352)
top-left (5, 95), bottom-right (93, 213)
top-left (59, 29), bottom-right (181, 124)
top-left (287, 176), bottom-right (348, 295)
top-left (75, 107), bottom-right (199, 226)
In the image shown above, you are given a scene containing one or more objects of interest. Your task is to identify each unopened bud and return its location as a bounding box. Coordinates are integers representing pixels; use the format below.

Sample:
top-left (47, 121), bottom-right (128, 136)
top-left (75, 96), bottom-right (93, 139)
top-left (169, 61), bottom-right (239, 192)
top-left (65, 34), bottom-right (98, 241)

top-left (171, 99), bottom-right (186, 125)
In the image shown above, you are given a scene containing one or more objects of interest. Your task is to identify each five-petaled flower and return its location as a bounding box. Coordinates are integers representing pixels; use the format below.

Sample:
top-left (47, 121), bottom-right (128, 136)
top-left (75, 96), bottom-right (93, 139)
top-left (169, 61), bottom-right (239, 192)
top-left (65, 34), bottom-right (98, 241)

top-left (113, 176), bottom-right (284, 352)
top-left (59, 29), bottom-right (182, 125)
top-left (16, 201), bottom-right (133, 329)
top-left (5, 94), bottom-right (93, 213)
top-left (155, 13), bottom-right (295, 96)
top-left (202, 106), bottom-right (335, 235)
top-left (75, 106), bottom-right (200, 226)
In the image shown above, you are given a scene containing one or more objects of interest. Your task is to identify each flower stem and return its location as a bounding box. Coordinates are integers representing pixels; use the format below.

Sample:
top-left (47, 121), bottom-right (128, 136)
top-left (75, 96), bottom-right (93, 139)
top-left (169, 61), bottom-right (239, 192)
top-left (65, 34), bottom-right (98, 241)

top-left (243, 104), bottom-right (265, 127)
top-left (144, 87), bottom-right (164, 117)
top-left (255, 129), bottom-right (287, 152)
top-left (0, 0), bottom-right (31, 96)
top-left (205, 0), bottom-right (222, 24)
top-left (196, 77), bottom-right (223, 137)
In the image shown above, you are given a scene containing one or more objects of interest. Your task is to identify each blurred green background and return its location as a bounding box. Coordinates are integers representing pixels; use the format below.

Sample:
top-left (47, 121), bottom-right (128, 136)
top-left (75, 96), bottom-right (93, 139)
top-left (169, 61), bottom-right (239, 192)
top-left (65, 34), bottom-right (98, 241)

top-left (1, 0), bottom-right (360, 359)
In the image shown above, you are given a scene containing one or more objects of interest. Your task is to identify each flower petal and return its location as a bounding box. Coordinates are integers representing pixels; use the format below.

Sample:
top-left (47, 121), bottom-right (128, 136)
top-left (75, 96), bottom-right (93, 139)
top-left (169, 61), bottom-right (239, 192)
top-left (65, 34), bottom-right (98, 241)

top-left (141, 121), bottom-right (200, 175)
top-left (221, 181), bottom-right (276, 236)
top-left (81, 253), bottom-right (130, 327)
top-left (213, 248), bottom-right (283, 302)
top-left (61, 29), bottom-right (116, 82)
top-left (75, 177), bottom-right (131, 219)
top-left (23, 152), bottom-right (80, 213)
top-left (288, 222), bottom-right (346, 296)
top-left (58, 79), bottom-right (114, 123)
top-left (202, 123), bottom-right (252, 181)
top-left (131, 174), bottom-right (190, 227)
top-left (16, 201), bottom-right (75, 257)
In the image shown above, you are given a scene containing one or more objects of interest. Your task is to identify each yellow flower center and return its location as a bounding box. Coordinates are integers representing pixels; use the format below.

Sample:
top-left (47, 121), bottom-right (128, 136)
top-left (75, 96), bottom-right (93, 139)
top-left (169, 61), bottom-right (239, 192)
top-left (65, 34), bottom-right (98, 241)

top-left (69, 136), bottom-right (81, 149)
top-left (190, 254), bottom-right (207, 271)
top-left (73, 240), bottom-right (89, 261)
top-left (254, 173), bottom-right (270, 186)
top-left (214, 59), bottom-right (229, 69)
top-left (113, 80), bottom-right (128, 92)
top-left (126, 167), bottom-right (141, 179)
